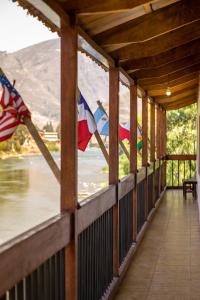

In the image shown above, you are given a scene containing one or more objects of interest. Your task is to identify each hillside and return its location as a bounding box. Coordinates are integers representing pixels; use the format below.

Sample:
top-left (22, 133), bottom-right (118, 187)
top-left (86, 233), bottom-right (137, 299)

top-left (0, 39), bottom-right (131, 127)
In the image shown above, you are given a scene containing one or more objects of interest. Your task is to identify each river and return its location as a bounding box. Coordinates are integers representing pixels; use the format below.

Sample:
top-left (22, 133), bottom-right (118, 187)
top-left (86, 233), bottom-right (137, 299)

top-left (0, 148), bottom-right (108, 244)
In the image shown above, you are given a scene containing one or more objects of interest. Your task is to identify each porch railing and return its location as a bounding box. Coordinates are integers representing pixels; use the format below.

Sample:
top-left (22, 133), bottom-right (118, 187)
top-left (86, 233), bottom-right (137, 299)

top-left (166, 155), bottom-right (196, 188)
top-left (0, 160), bottom-right (167, 300)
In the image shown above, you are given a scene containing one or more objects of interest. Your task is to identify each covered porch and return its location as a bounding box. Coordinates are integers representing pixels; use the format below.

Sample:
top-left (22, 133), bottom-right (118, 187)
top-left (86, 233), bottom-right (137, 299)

top-left (0, 1), bottom-right (199, 300)
top-left (115, 190), bottom-right (200, 300)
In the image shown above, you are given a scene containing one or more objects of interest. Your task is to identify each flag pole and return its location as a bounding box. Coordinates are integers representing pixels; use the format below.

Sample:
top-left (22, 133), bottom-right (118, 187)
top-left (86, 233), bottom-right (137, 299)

top-left (11, 79), bottom-right (60, 183)
top-left (23, 117), bottom-right (60, 183)
top-left (77, 89), bottom-right (109, 165)
top-left (97, 100), bottom-right (130, 160)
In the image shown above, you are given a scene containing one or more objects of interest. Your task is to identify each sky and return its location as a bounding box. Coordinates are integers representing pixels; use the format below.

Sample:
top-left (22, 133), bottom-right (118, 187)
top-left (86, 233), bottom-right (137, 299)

top-left (0, 0), bottom-right (57, 53)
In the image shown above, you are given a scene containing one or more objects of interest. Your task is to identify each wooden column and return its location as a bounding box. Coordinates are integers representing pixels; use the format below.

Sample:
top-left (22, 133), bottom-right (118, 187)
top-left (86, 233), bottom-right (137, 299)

top-left (163, 110), bottom-right (167, 157)
top-left (130, 81), bottom-right (137, 240)
top-left (142, 94), bottom-right (148, 166)
top-left (61, 17), bottom-right (78, 300)
top-left (150, 101), bottom-right (155, 162)
top-left (150, 101), bottom-right (156, 207)
top-left (156, 105), bottom-right (160, 160)
top-left (109, 66), bottom-right (119, 276)
top-left (142, 93), bottom-right (148, 218)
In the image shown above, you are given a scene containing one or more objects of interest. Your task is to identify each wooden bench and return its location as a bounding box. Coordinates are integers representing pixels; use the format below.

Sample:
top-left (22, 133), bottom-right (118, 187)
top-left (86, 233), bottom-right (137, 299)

top-left (182, 178), bottom-right (197, 199)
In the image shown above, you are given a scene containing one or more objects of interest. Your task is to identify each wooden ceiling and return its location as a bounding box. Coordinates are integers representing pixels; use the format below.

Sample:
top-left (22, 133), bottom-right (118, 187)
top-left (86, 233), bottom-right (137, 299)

top-left (20, 0), bottom-right (200, 110)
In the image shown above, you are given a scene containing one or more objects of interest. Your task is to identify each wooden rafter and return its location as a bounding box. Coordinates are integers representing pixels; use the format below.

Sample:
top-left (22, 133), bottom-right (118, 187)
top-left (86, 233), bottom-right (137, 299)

top-left (130, 56), bottom-right (200, 79)
top-left (165, 98), bottom-right (197, 110)
top-left (139, 63), bottom-right (200, 86)
top-left (143, 73), bottom-right (198, 91)
top-left (156, 89), bottom-right (198, 104)
top-left (120, 39), bottom-right (200, 70)
top-left (148, 78), bottom-right (199, 97)
top-left (94, 0), bottom-right (200, 45)
top-left (110, 20), bottom-right (200, 59)
top-left (59, 0), bottom-right (154, 14)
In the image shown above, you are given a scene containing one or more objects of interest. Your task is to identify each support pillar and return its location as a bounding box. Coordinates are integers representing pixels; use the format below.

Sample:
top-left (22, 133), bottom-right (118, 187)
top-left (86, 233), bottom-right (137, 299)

top-left (61, 17), bottom-right (78, 300)
top-left (109, 66), bottom-right (119, 276)
top-left (142, 93), bottom-right (148, 218)
top-left (150, 101), bottom-right (156, 207)
top-left (130, 81), bottom-right (138, 240)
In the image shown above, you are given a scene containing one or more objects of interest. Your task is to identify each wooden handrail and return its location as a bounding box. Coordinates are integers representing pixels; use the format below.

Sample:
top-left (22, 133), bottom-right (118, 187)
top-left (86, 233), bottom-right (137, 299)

top-left (0, 213), bottom-right (70, 297)
top-left (166, 154), bottom-right (196, 160)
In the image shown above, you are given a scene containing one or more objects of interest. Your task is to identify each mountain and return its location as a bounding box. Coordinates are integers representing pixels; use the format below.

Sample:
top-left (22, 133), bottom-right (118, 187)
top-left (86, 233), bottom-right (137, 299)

top-left (0, 39), bottom-right (132, 128)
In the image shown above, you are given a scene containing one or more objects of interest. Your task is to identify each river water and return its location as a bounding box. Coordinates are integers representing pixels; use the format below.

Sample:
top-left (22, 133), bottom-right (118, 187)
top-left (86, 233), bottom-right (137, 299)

top-left (0, 148), bottom-right (108, 244)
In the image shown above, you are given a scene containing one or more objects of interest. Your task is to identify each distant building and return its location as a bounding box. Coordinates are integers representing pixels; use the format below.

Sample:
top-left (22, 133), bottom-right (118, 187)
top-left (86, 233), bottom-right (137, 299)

top-left (43, 131), bottom-right (59, 142)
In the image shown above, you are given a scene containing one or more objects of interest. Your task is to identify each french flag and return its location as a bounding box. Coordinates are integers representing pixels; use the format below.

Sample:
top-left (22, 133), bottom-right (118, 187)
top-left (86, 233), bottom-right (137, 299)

top-left (119, 120), bottom-right (130, 141)
top-left (78, 93), bottom-right (96, 151)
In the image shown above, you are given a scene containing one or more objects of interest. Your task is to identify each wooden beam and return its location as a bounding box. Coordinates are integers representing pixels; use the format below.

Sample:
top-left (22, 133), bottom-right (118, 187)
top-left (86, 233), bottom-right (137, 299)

top-left (156, 89), bottom-right (198, 104)
top-left (166, 154), bottom-right (196, 161)
top-left (130, 82), bottom-right (137, 240)
top-left (163, 110), bottom-right (167, 157)
top-left (130, 83), bottom-right (138, 173)
top-left (156, 106), bottom-right (160, 159)
top-left (109, 66), bottom-right (119, 276)
top-left (120, 39), bottom-right (200, 70)
top-left (150, 102), bottom-right (155, 162)
top-left (148, 78), bottom-right (198, 97)
top-left (61, 0), bottom-right (153, 14)
top-left (94, 0), bottom-right (200, 45)
top-left (130, 55), bottom-right (200, 79)
top-left (110, 21), bottom-right (200, 59)
top-left (165, 97), bottom-right (197, 110)
top-left (139, 63), bottom-right (200, 86)
top-left (142, 73), bottom-right (198, 91)
top-left (60, 17), bottom-right (77, 300)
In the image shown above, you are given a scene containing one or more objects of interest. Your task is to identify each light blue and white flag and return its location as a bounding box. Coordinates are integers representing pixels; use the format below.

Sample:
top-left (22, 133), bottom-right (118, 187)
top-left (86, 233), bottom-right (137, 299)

top-left (94, 107), bottom-right (109, 136)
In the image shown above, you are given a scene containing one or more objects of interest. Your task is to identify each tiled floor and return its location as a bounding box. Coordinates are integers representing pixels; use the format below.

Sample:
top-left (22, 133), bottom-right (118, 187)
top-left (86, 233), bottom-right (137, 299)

top-left (115, 190), bottom-right (200, 300)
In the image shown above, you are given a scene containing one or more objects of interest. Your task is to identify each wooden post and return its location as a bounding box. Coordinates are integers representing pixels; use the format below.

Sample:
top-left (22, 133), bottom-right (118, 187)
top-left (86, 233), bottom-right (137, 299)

top-left (109, 66), bottom-right (119, 276)
top-left (150, 102), bottom-right (155, 163)
top-left (150, 101), bottom-right (156, 207)
top-left (142, 94), bottom-right (148, 167)
top-left (142, 93), bottom-right (148, 218)
top-left (97, 100), bottom-right (130, 160)
top-left (156, 106), bottom-right (162, 196)
top-left (94, 131), bottom-right (109, 164)
top-left (61, 17), bottom-right (77, 300)
top-left (130, 81), bottom-right (138, 241)
top-left (156, 105), bottom-right (160, 160)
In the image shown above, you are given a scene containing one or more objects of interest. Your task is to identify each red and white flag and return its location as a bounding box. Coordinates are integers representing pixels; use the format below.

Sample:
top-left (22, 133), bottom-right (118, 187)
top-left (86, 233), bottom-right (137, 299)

top-left (119, 120), bottom-right (130, 141)
top-left (78, 93), bottom-right (96, 151)
top-left (0, 74), bottom-right (30, 142)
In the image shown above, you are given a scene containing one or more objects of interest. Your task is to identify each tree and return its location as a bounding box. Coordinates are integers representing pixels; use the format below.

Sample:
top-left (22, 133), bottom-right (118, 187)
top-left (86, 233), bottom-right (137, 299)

top-left (43, 121), bottom-right (54, 132)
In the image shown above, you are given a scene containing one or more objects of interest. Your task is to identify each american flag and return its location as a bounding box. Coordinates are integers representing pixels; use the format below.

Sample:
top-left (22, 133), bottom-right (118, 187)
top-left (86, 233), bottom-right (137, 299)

top-left (0, 74), bottom-right (30, 142)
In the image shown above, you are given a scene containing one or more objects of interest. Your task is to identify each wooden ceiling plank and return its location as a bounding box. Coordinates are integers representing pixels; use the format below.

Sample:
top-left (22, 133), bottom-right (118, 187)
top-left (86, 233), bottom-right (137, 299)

top-left (94, 0), bottom-right (200, 45)
top-left (156, 89), bottom-right (198, 104)
top-left (60, 0), bottom-right (152, 14)
top-left (130, 55), bottom-right (200, 79)
top-left (148, 78), bottom-right (199, 97)
top-left (143, 73), bottom-right (198, 90)
top-left (120, 39), bottom-right (200, 70)
top-left (139, 63), bottom-right (200, 86)
top-left (110, 20), bottom-right (200, 59)
top-left (165, 95), bottom-right (197, 106)
top-left (165, 98), bottom-right (197, 110)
